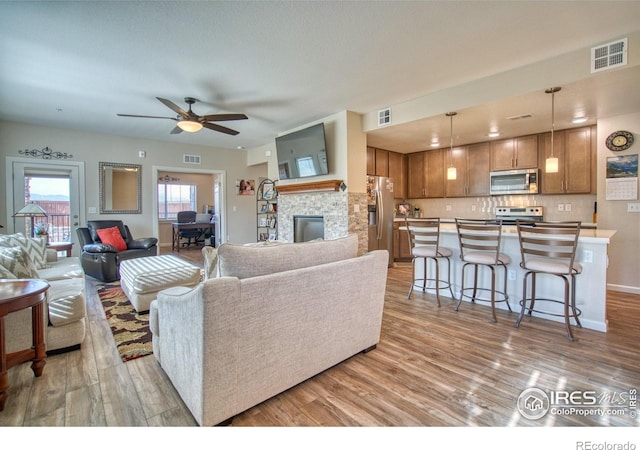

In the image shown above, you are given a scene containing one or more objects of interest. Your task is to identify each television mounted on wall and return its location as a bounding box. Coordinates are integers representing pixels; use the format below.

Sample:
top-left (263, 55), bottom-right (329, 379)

top-left (275, 122), bottom-right (328, 180)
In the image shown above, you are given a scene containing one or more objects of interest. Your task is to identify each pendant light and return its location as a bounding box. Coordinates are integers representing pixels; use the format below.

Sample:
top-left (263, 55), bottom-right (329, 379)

top-left (446, 112), bottom-right (457, 180)
top-left (545, 87), bottom-right (561, 173)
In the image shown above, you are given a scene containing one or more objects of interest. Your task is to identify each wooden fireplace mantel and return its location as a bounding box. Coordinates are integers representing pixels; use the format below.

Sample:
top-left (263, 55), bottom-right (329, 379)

top-left (276, 179), bottom-right (344, 195)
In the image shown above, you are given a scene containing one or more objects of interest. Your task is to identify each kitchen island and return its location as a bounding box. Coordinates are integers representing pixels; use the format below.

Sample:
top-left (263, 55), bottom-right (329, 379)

top-left (401, 220), bottom-right (616, 332)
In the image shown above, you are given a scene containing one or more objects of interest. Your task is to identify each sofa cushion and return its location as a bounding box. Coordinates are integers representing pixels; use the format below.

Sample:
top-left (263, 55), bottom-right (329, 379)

top-left (47, 278), bottom-right (86, 327)
top-left (96, 226), bottom-right (127, 251)
top-left (0, 233), bottom-right (48, 270)
top-left (36, 257), bottom-right (84, 281)
top-left (217, 234), bottom-right (358, 279)
top-left (0, 246), bottom-right (39, 278)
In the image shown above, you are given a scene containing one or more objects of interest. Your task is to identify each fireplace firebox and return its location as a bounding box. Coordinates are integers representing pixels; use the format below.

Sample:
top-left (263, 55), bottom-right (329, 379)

top-left (293, 215), bottom-right (324, 242)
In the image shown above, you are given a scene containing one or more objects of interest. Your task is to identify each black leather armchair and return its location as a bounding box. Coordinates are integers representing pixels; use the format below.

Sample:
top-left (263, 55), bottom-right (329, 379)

top-left (76, 220), bottom-right (158, 282)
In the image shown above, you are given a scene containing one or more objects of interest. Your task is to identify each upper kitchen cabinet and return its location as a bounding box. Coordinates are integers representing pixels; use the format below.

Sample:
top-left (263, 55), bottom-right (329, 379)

top-left (490, 135), bottom-right (538, 171)
top-left (366, 146), bottom-right (391, 177)
top-left (407, 152), bottom-right (425, 198)
top-left (425, 148), bottom-right (445, 198)
top-left (388, 151), bottom-right (407, 199)
top-left (445, 142), bottom-right (490, 197)
top-left (539, 126), bottom-right (595, 194)
top-left (407, 149), bottom-right (445, 198)
top-left (367, 146), bottom-right (376, 175)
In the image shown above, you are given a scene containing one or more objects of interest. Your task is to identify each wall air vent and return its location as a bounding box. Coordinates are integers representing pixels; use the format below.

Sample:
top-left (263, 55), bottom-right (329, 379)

top-left (591, 38), bottom-right (627, 73)
top-left (183, 154), bottom-right (201, 164)
top-left (507, 113), bottom-right (533, 121)
top-left (378, 107), bottom-right (391, 127)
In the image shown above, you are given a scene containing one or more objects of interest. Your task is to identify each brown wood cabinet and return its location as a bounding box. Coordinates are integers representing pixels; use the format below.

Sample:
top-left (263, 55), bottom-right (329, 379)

top-left (407, 152), bottom-right (426, 198)
top-left (393, 221), bottom-right (412, 261)
top-left (490, 135), bottom-right (538, 170)
top-left (388, 151), bottom-right (407, 199)
top-left (425, 149), bottom-right (445, 198)
top-left (539, 126), bottom-right (595, 194)
top-left (445, 142), bottom-right (490, 197)
top-left (366, 146), bottom-right (375, 175)
top-left (375, 148), bottom-right (389, 177)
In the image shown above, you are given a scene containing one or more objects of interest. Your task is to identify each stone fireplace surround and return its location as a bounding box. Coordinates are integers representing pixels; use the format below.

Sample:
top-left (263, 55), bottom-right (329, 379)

top-left (276, 185), bottom-right (369, 255)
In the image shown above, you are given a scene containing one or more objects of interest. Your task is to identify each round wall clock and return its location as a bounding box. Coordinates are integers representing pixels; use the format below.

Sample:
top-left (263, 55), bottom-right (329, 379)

top-left (605, 130), bottom-right (634, 152)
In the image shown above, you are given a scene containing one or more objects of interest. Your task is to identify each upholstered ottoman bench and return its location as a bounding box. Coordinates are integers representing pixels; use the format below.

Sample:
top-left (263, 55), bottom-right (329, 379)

top-left (119, 255), bottom-right (201, 312)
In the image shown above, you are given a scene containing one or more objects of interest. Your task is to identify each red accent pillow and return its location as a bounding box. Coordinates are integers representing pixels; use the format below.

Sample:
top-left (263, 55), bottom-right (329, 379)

top-left (96, 226), bottom-right (127, 251)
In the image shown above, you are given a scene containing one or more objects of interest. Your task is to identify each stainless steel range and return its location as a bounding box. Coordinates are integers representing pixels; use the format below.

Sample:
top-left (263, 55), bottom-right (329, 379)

top-left (495, 206), bottom-right (544, 225)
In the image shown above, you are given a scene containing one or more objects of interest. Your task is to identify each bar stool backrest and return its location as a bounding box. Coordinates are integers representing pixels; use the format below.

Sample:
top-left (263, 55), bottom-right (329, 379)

top-left (516, 220), bottom-right (581, 275)
top-left (455, 218), bottom-right (504, 264)
top-left (405, 217), bottom-right (441, 253)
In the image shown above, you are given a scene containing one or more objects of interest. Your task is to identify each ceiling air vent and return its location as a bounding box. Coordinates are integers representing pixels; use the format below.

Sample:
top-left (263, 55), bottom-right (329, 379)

top-left (378, 107), bottom-right (391, 127)
top-left (183, 154), bottom-right (201, 164)
top-left (591, 38), bottom-right (627, 73)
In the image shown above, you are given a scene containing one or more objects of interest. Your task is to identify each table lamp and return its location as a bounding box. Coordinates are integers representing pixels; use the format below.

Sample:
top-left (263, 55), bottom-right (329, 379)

top-left (13, 202), bottom-right (48, 238)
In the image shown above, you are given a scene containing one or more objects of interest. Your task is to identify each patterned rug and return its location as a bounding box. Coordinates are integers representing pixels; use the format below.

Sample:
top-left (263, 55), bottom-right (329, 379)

top-left (97, 283), bottom-right (152, 362)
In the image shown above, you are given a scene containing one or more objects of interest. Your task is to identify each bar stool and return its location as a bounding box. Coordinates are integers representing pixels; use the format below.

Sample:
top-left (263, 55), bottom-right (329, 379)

top-left (405, 218), bottom-right (455, 306)
top-left (514, 220), bottom-right (583, 341)
top-left (455, 218), bottom-right (511, 322)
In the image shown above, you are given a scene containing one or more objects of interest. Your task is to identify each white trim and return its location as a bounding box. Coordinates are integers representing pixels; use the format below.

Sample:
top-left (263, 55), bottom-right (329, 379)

top-left (152, 165), bottom-right (226, 246)
top-left (606, 283), bottom-right (640, 295)
top-left (5, 157), bottom-right (86, 254)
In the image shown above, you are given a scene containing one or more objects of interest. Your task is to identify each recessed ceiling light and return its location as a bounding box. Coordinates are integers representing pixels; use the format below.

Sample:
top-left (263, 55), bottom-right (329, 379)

top-left (488, 132), bottom-right (500, 138)
top-left (430, 142), bottom-right (440, 147)
top-left (572, 116), bottom-right (588, 124)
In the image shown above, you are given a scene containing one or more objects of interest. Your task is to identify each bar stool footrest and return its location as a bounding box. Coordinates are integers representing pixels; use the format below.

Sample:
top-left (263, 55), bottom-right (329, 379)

top-left (518, 297), bottom-right (582, 321)
top-left (460, 287), bottom-right (509, 304)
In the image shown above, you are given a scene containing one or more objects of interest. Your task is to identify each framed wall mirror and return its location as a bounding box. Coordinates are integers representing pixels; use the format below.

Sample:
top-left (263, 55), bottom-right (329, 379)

top-left (99, 162), bottom-right (142, 214)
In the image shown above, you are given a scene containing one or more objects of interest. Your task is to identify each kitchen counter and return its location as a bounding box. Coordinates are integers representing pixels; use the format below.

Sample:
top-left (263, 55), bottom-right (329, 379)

top-left (400, 221), bottom-right (616, 333)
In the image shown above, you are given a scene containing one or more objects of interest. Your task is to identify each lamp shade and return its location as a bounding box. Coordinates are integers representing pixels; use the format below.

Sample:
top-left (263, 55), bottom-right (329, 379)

top-left (447, 166), bottom-right (457, 180)
top-left (545, 156), bottom-right (559, 174)
top-left (177, 120), bottom-right (203, 133)
top-left (13, 202), bottom-right (48, 217)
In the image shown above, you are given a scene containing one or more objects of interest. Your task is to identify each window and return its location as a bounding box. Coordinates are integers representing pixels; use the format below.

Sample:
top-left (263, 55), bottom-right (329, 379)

top-left (158, 183), bottom-right (197, 220)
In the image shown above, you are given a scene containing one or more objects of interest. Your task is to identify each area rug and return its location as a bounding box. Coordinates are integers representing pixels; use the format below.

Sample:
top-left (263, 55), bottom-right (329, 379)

top-left (97, 283), bottom-right (152, 362)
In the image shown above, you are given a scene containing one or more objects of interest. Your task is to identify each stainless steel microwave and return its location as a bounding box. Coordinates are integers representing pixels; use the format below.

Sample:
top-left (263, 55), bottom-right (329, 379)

top-left (489, 168), bottom-right (539, 195)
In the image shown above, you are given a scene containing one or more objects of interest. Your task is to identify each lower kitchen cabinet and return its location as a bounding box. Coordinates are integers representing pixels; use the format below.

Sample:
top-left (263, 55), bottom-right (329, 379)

top-left (393, 222), bottom-right (412, 261)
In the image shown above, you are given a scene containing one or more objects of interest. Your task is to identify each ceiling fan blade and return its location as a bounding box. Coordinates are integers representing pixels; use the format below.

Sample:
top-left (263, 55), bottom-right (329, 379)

top-left (202, 122), bottom-right (240, 136)
top-left (117, 114), bottom-right (177, 121)
top-left (156, 97), bottom-right (189, 119)
top-left (170, 126), bottom-right (183, 135)
top-left (201, 113), bottom-right (248, 122)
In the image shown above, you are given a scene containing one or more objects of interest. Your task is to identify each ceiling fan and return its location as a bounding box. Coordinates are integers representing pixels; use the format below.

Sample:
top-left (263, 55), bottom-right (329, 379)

top-left (117, 97), bottom-right (248, 135)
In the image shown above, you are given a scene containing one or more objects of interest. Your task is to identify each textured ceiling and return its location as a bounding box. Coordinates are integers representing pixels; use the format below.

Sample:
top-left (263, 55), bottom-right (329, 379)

top-left (1, 1), bottom-right (639, 152)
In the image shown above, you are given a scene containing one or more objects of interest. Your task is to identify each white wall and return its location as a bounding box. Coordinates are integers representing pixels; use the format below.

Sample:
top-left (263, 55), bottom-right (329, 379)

top-left (597, 112), bottom-right (640, 293)
top-left (0, 120), bottom-right (266, 244)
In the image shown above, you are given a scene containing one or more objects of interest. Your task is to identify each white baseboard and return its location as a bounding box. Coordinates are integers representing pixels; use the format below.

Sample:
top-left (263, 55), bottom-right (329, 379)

top-left (607, 283), bottom-right (640, 295)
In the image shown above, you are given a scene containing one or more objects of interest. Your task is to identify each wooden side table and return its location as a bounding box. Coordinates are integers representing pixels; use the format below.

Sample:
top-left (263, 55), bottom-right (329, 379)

top-left (0, 279), bottom-right (49, 411)
top-left (47, 241), bottom-right (73, 257)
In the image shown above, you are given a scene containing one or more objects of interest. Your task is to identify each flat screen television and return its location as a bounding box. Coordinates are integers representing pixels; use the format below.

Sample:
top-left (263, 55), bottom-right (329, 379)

top-left (275, 123), bottom-right (328, 180)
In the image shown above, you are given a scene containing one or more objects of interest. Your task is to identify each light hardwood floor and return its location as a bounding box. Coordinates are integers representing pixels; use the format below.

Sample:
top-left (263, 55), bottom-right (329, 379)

top-left (1, 247), bottom-right (638, 427)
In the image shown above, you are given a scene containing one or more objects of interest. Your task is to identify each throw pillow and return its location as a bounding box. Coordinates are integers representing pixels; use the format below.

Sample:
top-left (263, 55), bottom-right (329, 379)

top-left (0, 246), bottom-right (39, 278)
top-left (96, 226), bottom-right (127, 251)
top-left (0, 233), bottom-right (48, 270)
top-left (0, 263), bottom-right (17, 279)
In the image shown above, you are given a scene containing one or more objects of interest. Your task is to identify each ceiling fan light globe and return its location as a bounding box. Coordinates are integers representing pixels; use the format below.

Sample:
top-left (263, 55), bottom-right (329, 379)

top-left (177, 120), bottom-right (203, 133)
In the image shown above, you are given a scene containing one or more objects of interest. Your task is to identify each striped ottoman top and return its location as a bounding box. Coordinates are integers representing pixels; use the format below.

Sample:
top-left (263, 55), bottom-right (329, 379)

top-left (120, 255), bottom-right (201, 294)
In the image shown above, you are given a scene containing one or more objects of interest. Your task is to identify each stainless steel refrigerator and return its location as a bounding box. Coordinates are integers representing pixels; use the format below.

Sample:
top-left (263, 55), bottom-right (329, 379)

top-left (367, 176), bottom-right (395, 267)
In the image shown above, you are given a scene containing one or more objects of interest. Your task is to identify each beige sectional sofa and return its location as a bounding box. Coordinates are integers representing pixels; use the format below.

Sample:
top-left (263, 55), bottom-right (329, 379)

top-left (0, 233), bottom-right (86, 353)
top-left (149, 234), bottom-right (388, 426)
